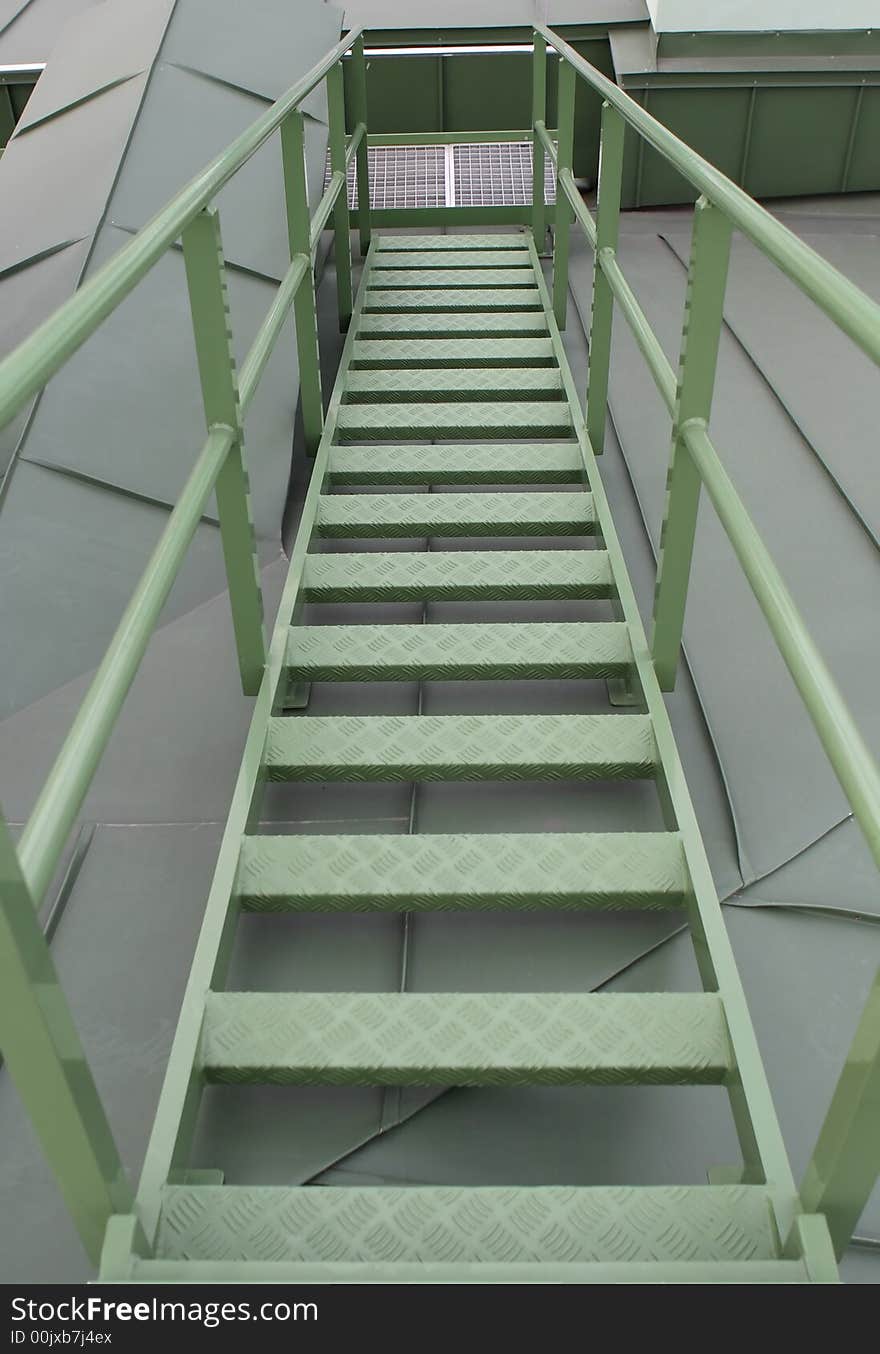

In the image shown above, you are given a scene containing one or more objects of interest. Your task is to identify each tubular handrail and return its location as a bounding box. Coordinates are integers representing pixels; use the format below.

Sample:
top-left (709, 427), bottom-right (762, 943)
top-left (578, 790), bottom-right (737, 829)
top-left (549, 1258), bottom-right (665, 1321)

top-left (0, 26), bottom-right (363, 429)
top-left (0, 24), bottom-right (371, 1267)
top-left (536, 23), bottom-right (880, 367)
top-left (536, 23), bottom-right (880, 1256)
top-left (1, 29), bottom-right (368, 906)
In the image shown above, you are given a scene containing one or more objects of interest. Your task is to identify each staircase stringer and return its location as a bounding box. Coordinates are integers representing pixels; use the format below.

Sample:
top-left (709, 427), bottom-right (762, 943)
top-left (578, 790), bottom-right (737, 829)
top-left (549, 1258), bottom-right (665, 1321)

top-left (130, 243), bottom-right (380, 1250)
top-left (526, 236), bottom-right (799, 1217)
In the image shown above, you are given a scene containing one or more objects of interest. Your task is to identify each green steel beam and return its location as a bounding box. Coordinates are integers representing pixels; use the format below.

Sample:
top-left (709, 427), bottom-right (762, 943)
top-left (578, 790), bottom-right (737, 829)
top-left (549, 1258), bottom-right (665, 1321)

top-left (0, 813), bottom-right (138, 1264)
top-left (280, 111), bottom-right (324, 456)
top-left (798, 967), bottom-right (880, 1259)
top-left (531, 34), bottom-right (547, 248)
top-left (652, 199), bottom-right (732, 691)
top-left (181, 209), bottom-right (265, 696)
top-left (327, 60), bottom-right (353, 330)
top-left (552, 57), bottom-right (575, 329)
top-left (350, 35), bottom-right (371, 255)
top-left (586, 101), bottom-right (625, 453)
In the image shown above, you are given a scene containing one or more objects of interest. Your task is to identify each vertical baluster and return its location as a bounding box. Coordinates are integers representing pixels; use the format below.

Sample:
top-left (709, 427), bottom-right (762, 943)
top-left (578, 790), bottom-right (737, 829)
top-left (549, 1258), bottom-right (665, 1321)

top-left (327, 59), bottom-right (353, 331)
top-left (182, 208), bottom-right (265, 696)
top-left (0, 811), bottom-right (139, 1264)
top-left (280, 110), bottom-right (324, 458)
top-left (585, 101), bottom-right (625, 454)
top-left (531, 31), bottom-right (547, 250)
top-left (350, 34), bottom-right (371, 256)
top-left (552, 56), bottom-right (576, 330)
top-left (652, 196), bottom-right (732, 691)
top-left (796, 965), bottom-right (880, 1261)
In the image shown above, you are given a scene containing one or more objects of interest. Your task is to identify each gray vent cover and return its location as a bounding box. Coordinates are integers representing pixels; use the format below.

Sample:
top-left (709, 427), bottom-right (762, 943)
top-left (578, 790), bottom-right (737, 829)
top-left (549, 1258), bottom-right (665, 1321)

top-left (328, 141), bottom-right (556, 210)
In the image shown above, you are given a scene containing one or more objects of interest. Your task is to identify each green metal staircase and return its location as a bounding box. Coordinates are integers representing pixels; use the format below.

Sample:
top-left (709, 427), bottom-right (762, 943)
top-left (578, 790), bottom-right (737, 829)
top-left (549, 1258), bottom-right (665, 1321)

top-left (102, 230), bottom-right (835, 1283)
top-left (2, 24), bottom-right (879, 1286)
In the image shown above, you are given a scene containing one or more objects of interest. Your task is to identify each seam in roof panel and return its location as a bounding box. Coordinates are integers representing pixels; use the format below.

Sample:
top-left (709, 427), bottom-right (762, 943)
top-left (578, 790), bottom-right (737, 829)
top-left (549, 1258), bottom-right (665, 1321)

top-left (13, 72), bottom-right (144, 135)
top-left (0, 235), bottom-right (86, 280)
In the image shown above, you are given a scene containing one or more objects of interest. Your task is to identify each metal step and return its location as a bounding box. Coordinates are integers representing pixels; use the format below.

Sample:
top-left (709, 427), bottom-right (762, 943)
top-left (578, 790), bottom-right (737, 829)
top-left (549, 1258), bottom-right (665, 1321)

top-left (301, 549), bottom-right (613, 600)
top-left (349, 338), bottom-right (555, 368)
top-left (376, 233), bottom-right (528, 250)
top-left (284, 621), bottom-right (632, 682)
top-left (314, 491), bottom-right (594, 538)
top-left (358, 312), bottom-right (549, 338)
top-left (369, 249), bottom-right (531, 269)
top-left (370, 267), bottom-right (539, 289)
top-left (236, 831), bottom-right (688, 912)
top-left (326, 442), bottom-right (583, 484)
top-left (264, 713), bottom-right (657, 781)
top-left (334, 401), bottom-right (572, 440)
top-left (343, 368), bottom-right (564, 403)
top-left (156, 1184), bottom-right (781, 1268)
top-left (364, 288), bottom-right (543, 313)
top-left (200, 991), bottom-right (732, 1085)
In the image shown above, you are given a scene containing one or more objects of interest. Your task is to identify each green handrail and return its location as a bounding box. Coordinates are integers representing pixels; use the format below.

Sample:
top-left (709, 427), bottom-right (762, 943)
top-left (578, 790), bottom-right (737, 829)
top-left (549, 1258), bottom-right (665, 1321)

top-left (536, 23), bottom-right (880, 367)
top-left (536, 22), bottom-right (880, 1259)
top-left (0, 27), bottom-right (364, 429)
top-left (0, 25), bottom-right (369, 1265)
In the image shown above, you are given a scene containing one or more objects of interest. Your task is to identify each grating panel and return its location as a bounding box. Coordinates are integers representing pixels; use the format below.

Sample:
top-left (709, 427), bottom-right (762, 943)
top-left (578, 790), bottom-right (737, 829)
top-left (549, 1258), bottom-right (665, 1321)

top-left (326, 142), bottom-right (556, 210)
top-left (453, 141), bottom-right (556, 208)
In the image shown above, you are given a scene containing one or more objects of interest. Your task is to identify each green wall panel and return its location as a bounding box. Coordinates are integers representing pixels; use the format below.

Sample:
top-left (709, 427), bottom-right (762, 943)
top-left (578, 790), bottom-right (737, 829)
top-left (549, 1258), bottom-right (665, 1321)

top-left (745, 87), bottom-right (856, 199)
top-left (845, 87), bottom-right (880, 192)
top-left (637, 88), bottom-right (750, 207)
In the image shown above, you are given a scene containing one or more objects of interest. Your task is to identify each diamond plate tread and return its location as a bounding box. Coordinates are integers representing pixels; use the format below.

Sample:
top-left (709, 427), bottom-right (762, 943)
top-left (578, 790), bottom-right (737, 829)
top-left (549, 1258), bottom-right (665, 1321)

top-left (236, 831), bottom-right (688, 912)
top-left (198, 992), bottom-right (733, 1085)
top-left (334, 402), bottom-right (572, 440)
top-left (370, 268), bottom-right (538, 289)
top-left (301, 550), bottom-right (614, 601)
top-left (364, 289), bottom-right (543, 313)
top-left (315, 491), bottom-right (594, 538)
top-left (343, 368), bottom-right (564, 403)
top-left (327, 443), bottom-right (582, 485)
top-left (376, 233), bottom-right (527, 250)
top-left (263, 713), bottom-right (657, 782)
top-left (369, 249), bottom-right (531, 269)
top-left (284, 621), bottom-right (632, 682)
top-left (358, 312), bottom-right (549, 337)
top-left (157, 1185), bottom-right (777, 1264)
top-left (350, 338), bottom-right (555, 368)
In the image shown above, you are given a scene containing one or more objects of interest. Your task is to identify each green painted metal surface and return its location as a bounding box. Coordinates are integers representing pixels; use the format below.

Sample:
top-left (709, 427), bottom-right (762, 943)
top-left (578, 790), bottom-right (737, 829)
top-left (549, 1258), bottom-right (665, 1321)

top-left (315, 489), bottom-right (592, 535)
top-left (200, 991), bottom-right (733, 1085)
top-left (156, 1184), bottom-right (780, 1266)
top-left (1, 21), bottom-right (879, 1285)
top-left (264, 712), bottom-right (657, 783)
top-left (326, 442), bottom-right (582, 483)
top-left (284, 621), bottom-right (632, 682)
top-left (300, 548), bottom-right (613, 600)
top-left (236, 831), bottom-right (688, 912)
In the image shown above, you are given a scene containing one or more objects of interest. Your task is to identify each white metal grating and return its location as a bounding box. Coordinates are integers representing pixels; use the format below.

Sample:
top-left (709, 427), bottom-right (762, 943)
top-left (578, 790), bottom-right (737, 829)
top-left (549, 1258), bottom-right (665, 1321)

top-left (453, 142), bottom-right (556, 207)
top-left (326, 141), bottom-right (557, 210)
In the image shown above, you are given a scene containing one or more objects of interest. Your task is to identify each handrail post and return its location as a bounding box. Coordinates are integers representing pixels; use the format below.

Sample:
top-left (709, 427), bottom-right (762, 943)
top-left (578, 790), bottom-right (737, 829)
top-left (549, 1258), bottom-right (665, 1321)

top-left (795, 966), bottom-right (880, 1260)
top-left (586, 101), bottom-right (625, 454)
top-left (280, 110), bottom-right (324, 457)
top-left (327, 59), bottom-right (353, 330)
top-left (552, 55), bottom-right (576, 330)
top-left (652, 196), bottom-right (732, 691)
top-left (350, 34), bottom-right (371, 256)
top-left (0, 810), bottom-right (141, 1265)
top-left (182, 208), bottom-right (266, 696)
top-left (531, 31), bottom-right (547, 251)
